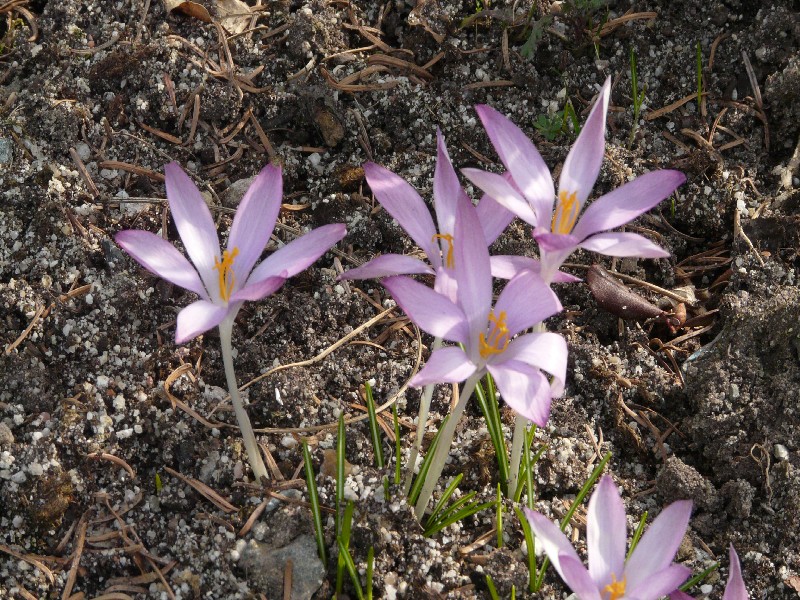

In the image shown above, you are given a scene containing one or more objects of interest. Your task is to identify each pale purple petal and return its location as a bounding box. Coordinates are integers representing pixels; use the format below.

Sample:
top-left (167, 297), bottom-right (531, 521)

top-left (723, 545), bottom-right (748, 600)
top-left (490, 255), bottom-right (581, 283)
top-left (364, 162), bottom-right (439, 264)
top-left (461, 168), bottom-right (538, 225)
top-left (627, 565), bottom-right (692, 600)
top-left (494, 270), bottom-right (562, 336)
top-left (558, 555), bottom-right (603, 600)
top-left (502, 333), bottom-right (567, 396)
top-left (338, 254), bottom-right (434, 281)
top-left (453, 195), bottom-right (492, 339)
top-left (625, 500), bottom-right (692, 590)
top-left (488, 361), bottom-right (551, 426)
top-left (586, 476), bottom-right (626, 587)
top-left (227, 164), bottom-right (283, 283)
top-left (116, 230), bottom-right (208, 299)
top-left (476, 190), bottom-right (515, 245)
top-left (410, 346), bottom-right (477, 387)
top-left (248, 224), bottom-right (346, 284)
top-left (534, 230), bottom-right (581, 252)
top-left (475, 104), bottom-right (555, 226)
top-left (382, 276), bottom-right (468, 343)
top-left (433, 265), bottom-right (458, 305)
top-left (231, 275), bottom-right (286, 302)
top-left (578, 232), bottom-right (670, 258)
top-left (164, 162), bottom-right (221, 294)
top-left (669, 592), bottom-right (695, 600)
top-left (571, 170), bottom-right (686, 241)
top-left (524, 508), bottom-right (584, 583)
top-left (175, 300), bottom-right (231, 344)
top-left (558, 77), bottom-right (610, 207)
top-left (433, 129), bottom-right (467, 239)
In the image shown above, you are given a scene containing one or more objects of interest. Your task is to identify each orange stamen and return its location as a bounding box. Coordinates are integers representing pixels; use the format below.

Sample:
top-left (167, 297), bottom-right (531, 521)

top-left (213, 247), bottom-right (239, 302)
top-left (602, 573), bottom-right (626, 600)
top-left (551, 190), bottom-right (580, 235)
top-left (479, 311), bottom-right (510, 359)
top-left (432, 233), bottom-right (455, 269)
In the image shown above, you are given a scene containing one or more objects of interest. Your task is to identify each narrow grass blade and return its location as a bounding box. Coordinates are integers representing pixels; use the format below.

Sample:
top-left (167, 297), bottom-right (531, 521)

top-left (366, 546), bottom-right (375, 600)
top-left (424, 498), bottom-right (494, 537)
top-left (626, 511), bottom-right (648, 560)
top-left (679, 562), bottom-right (720, 592)
top-left (408, 415), bottom-right (449, 506)
top-left (392, 402), bottom-right (402, 485)
top-left (336, 539), bottom-right (365, 600)
top-left (365, 382), bottom-right (384, 469)
top-left (301, 441), bottom-right (327, 565)
top-left (426, 473), bottom-right (463, 529)
top-left (486, 574), bottom-right (500, 600)
top-left (514, 506), bottom-right (537, 592)
top-left (336, 412), bottom-right (345, 539)
top-left (337, 500), bottom-right (357, 597)
top-left (496, 483), bottom-right (503, 548)
top-left (474, 374), bottom-right (509, 493)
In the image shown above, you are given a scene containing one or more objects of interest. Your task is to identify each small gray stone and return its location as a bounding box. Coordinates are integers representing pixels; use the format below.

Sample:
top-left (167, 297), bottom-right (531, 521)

top-left (239, 535), bottom-right (324, 600)
top-left (0, 138), bottom-right (12, 164)
top-left (0, 422), bottom-right (14, 445)
top-left (656, 456), bottom-right (719, 511)
top-left (220, 176), bottom-right (256, 208)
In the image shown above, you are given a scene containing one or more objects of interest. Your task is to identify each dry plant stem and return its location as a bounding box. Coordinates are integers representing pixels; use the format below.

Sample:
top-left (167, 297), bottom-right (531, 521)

top-left (413, 373), bottom-right (481, 520)
top-left (403, 336), bottom-right (443, 495)
top-left (218, 316), bottom-right (269, 483)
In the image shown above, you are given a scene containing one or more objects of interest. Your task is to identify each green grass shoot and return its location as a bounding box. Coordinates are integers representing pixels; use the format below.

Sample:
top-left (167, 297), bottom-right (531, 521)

top-left (534, 451), bottom-right (612, 590)
top-left (679, 562), bottom-right (720, 592)
top-left (486, 574), bottom-right (500, 600)
top-left (474, 374), bottom-right (509, 493)
top-left (423, 474), bottom-right (494, 537)
top-left (302, 440), bottom-right (327, 565)
top-left (366, 546), bottom-right (375, 600)
top-left (336, 413), bottom-right (346, 539)
top-left (515, 506), bottom-right (538, 592)
top-left (627, 511), bottom-right (648, 560)
top-left (408, 415), bottom-right (449, 505)
top-left (496, 483), bottom-right (503, 548)
top-left (628, 46), bottom-right (647, 148)
top-left (365, 381), bottom-right (389, 497)
top-left (336, 501), bottom-right (364, 600)
top-left (392, 402), bottom-right (401, 485)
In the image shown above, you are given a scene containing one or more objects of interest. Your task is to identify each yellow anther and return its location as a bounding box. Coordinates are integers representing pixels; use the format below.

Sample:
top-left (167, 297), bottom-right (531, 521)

top-left (479, 311), bottom-right (510, 359)
top-left (551, 190), bottom-right (580, 235)
top-left (602, 573), bottom-right (626, 600)
top-left (432, 233), bottom-right (455, 269)
top-left (213, 247), bottom-right (239, 302)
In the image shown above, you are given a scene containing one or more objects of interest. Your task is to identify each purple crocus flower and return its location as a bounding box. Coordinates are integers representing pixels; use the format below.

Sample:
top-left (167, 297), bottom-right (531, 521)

top-left (670, 545), bottom-right (749, 600)
top-left (525, 475), bottom-right (692, 600)
top-left (116, 162), bottom-right (346, 343)
top-left (340, 129), bottom-right (515, 300)
top-left (382, 190), bottom-right (567, 427)
top-left (463, 77), bottom-right (686, 284)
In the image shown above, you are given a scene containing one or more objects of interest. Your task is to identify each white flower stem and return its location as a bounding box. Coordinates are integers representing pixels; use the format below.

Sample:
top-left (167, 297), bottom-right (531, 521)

top-left (218, 316), bottom-right (269, 483)
top-left (403, 336), bottom-right (443, 495)
top-left (507, 416), bottom-right (529, 499)
top-left (413, 372), bottom-right (481, 521)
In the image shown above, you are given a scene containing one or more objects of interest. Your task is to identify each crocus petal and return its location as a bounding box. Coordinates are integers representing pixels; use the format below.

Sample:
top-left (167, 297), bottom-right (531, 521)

top-left (338, 254), bottom-right (434, 281)
top-left (490, 255), bottom-right (581, 283)
top-left (669, 592), bottom-right (695, 600)
top-left (364, 162), bottom-right (439, 265)
top-left (502, 333), bottom-right (567, 396)
top-left (571, 170), bottom-right (686, 241)
top-left (488, 361), bottom-right (551, 426)
top-left (626, 565), bottom-right (692, 600)
top-left (175, 300), bottom-right (231, 344)
top-left (586, 476), bottom-right (626, 587)
top-left (723, 545), bottom-right (748, 600)
top-left (453, 194), bottom-right (493, 338)
top-left (164, 162), bottom-right (221, 294)
top-left (558, 77), bottom-right (610, 207)
top-left (524, 508), bottom-right (584, 583)
top-left (433, 129), bottom-right (467, 239)
top-left (476, 191), bottom-right (515, 245)
top-left (494, 270), bottom-right (562, 336)
top-left (227, 164), bottom-right (283, 283)
top-left (534, 229), bottom-right (581, 252)
top-left (558, 555), bottom-right (603, 600)
top-left (231, 275), bottom-right (286, 302)
top-left (410, 346), bottom-right (477, 387)
top-left (248, 224), bottom-right (346, 284)
top-left (625, 500), bottom-right (692, 591)
top-left (461, 168), bottom-right (538, 225)
top-left (115, 230), bottom-right (208, 299)
top-left (578, 232), bottom-right (670, 258)
top-left (474, 104), bottom-right (555, 226)
top-left (382, 276), bottom-right (468, 343)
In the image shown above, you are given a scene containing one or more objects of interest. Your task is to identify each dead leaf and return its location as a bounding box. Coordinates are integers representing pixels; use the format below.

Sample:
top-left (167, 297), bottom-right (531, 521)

top-left (163, 0), bottom-right (212, 23)
top-left (163, 0), bottom-right (251, 35)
